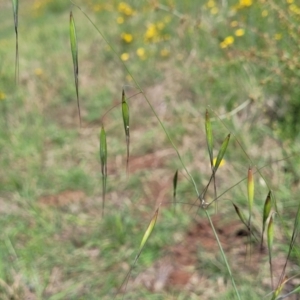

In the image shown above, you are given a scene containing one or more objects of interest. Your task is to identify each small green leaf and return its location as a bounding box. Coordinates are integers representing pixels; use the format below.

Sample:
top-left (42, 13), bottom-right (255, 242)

top-left (261, 191), bottom-right (272, 249)
top-left (267, 215), bottom-right (274, 252)
top-left (214, 134), bottom-right (230, 172)
top-left (100, 126), bottom-right (107, 216)
top-left (69, 11), bottom-right (81, 126)
top-left (135, 206), bottom-right (159, 263)
top-left (205, 109), bottom-right (213, 168)
top-left (121, 89), bottom-right (130, 173)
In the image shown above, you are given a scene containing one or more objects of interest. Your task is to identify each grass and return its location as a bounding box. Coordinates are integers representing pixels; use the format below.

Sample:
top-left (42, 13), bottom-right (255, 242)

top-left (0, 0), bottom-right (300, 299)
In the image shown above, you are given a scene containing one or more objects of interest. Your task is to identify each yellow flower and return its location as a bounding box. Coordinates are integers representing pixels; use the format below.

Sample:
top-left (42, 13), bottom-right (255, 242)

top-left (235, 28), bottom-right (245, 37)
top-left (160, 48), bottom-right (170, 57)
top-left (235, 0), bottom-right (252, 9)
top-left (220, 36), bottom-right (234, 48)
top-left (0, 91), bottom-right (6, 101)
top-left (286, 0), bottom-right (294, 3)
top-left (117, 16), bottom-right (124, 24)
top-left (118, 2), bottom-right (134, 16)
top-left (144, 24), bottom-right (159, 42)
top-left (239, 0), bottom-right (252, 7)
top-left (213, 158), bottom-right (225, 167)
top-left (136, 47), bottom-right (146, 60)
top-left (120, 53), bottom-right (130, 61)
top-left (207, 0), bottom-right (216, 8)
top-left (289, 4), bottom-right (300, 15)
top-left (261, 10), bottom-right (268, 17)
top-left (121, 33), bottom-right (133, 43)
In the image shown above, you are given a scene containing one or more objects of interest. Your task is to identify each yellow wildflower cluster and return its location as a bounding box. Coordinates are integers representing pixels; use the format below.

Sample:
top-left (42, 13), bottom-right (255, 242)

top-left (145, 24), bottom-right (159, 42)
top-left (144, 22), bottom-right (169, 43)
top-left (220, 36), bottom-right (234, 49)
top-left (206, 0), bottom-right (219, 15)
top-left (118, 2), bottom-right (135, 16)
top-left (121, 33), bottom-right (133, 43)
top-left (289, 3), bottom-right (300, 15)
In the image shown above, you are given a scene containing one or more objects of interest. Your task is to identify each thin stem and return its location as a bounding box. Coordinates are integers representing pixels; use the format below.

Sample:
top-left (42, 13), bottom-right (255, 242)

top-left (205, 210), bottom-right (241, 300)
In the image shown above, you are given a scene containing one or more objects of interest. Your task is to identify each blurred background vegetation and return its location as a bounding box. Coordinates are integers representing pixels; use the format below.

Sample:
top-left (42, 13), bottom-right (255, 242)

top-left (0, 0), bottom-right (300, 299)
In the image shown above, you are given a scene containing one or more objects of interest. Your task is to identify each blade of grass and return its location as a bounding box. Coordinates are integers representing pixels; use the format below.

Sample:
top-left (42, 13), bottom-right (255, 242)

top-left (134, 206), bottom-right (159, 264)
top-left (247, 167), bottom-right (254, 225)
top-left (69, 11), bottom-right (81, 126)
top-left (233, 203), bottom-right (248, 227)
top-left (173, 170), bottom-right (178, 214)
top-left (205, 109), bottom-right (213, 167)
top-left (205, 210), bottom-right (241, 300)
top-left (277, 202), bottom-right (300, 292)
top-left (276, 282), bottom-right (300, 299)
top-left (11, 0), bottom-right (19, 84)
top-left (271, 276), bottom-right (288, 300)
top-left (214, 134), bottom-right (230, 172)
top-left (261, 191), bottom-right (272, 250)
top-left (233, 203), bottom-right (258, 242)
top-left (117, 206), bottom-right (160, 299)
top-left (100, 126), bottom-right (107, 217)
top-left (268, 214), bottom-right (275, 290)
top-left (199, 133), bottom-right (230, 207)
top-left (121, 89), bottom-right (130, 174)
top-left (205, 109), bottom-right (218, 213)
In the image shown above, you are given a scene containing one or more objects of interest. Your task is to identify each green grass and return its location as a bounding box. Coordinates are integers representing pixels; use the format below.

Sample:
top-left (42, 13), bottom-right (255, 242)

top-left (0, 0), bottom-right (300, 299)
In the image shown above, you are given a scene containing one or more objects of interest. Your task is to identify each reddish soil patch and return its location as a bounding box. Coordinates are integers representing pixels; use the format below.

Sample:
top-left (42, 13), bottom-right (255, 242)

top-left (38, 190), bottom-right (86, 207)
top-left (130, 214), bottom-right (298, 298)
top-left (128, 149), bottom-right (174, 174)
